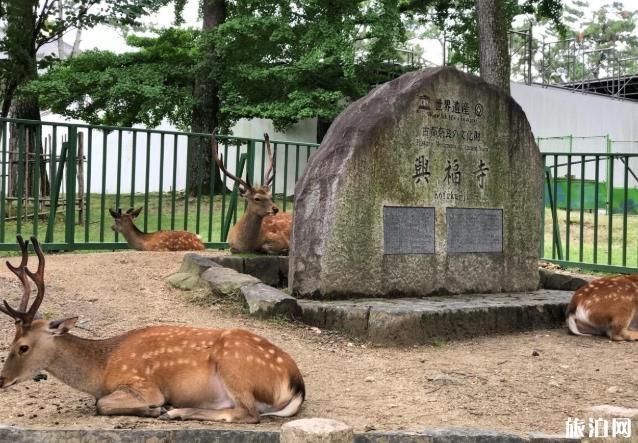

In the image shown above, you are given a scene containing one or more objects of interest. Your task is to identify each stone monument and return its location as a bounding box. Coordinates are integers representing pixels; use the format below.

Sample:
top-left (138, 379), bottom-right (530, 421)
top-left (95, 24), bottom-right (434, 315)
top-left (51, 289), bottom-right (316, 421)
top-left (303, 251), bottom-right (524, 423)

top-left (289, 67), bottom-right (543, 299)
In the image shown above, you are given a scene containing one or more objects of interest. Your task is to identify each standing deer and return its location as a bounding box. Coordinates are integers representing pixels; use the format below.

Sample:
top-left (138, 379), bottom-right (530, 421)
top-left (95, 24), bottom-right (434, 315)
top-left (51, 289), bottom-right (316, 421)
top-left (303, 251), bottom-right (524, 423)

top-left (0, 236), bottom-right (305, 422)
top-left (566, 274), bottom-right (638, 340)
top-left (213, 133), bottom-right (292, 254)
top-left (109, 207), bottom-right (205, 251)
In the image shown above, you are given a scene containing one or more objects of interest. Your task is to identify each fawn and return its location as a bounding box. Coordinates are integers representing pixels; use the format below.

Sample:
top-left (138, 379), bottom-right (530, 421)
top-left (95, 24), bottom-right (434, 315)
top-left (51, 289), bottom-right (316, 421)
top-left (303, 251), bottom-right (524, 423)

top-left (0, 236), bottom-right (305, 422)
top-left (212, 133), bottom-right (292, 254)
top-left (109, 207), bottom-right (205, 251)
top-left (566, 274), bottom-right (638, 340)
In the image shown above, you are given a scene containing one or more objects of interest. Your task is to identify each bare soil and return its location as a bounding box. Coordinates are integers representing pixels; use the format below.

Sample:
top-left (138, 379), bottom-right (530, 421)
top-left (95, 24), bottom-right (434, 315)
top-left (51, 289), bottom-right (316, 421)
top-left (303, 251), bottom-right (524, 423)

top-left (0, 250), bottom-right (634, 435)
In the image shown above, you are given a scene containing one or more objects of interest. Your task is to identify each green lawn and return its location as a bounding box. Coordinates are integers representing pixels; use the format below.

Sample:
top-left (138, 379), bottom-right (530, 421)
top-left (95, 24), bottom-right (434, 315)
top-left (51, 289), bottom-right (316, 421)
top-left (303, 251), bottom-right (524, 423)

top-left (542, 207), bottom-right (638, 269)
top-left (0, 192), bottom-right (294, 248)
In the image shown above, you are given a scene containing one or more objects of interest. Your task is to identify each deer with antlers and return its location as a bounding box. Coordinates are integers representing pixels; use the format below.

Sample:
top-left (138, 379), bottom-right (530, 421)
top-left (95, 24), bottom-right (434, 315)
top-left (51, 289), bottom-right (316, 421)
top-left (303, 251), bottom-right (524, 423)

top-left (0, 236), bottom-right (305, 422)
top-left (213, 133), bottom-right (292, 255)
top-left (109, 207), bottom-right (205, 251)
top-left (566, 274), bottom-right (638, 340)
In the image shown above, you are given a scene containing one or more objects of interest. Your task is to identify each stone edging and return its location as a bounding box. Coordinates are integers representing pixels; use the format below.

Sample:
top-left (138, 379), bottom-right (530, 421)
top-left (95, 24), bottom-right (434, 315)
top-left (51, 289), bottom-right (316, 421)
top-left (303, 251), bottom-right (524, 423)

top-left (167, 253), bottom-right (300, 319)
top-left (0, 426), bottom-right (580, 443)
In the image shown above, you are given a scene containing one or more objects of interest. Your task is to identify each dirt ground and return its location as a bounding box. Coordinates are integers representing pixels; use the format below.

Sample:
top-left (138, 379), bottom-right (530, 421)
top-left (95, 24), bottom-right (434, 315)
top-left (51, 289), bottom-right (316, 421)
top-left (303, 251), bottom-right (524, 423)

top-left (0, 250), bottom-right (635, 436)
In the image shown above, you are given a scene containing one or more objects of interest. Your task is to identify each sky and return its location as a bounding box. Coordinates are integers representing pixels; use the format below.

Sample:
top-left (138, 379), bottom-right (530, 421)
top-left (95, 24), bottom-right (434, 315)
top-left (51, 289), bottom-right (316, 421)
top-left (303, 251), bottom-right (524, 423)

top-left (75, 0), bottom-right (632, 62)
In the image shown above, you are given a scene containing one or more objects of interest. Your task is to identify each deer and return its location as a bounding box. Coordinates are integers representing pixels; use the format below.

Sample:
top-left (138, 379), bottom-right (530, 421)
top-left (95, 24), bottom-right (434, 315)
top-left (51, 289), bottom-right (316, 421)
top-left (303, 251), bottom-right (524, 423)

top-left (566, 274), bottom-right (638, 341)
top-left (0, 236), bottom-right (305, 422)
top-left (109, 207), bottom-right (205, 251)
top-left (212, 132), bottom-right (292, 255)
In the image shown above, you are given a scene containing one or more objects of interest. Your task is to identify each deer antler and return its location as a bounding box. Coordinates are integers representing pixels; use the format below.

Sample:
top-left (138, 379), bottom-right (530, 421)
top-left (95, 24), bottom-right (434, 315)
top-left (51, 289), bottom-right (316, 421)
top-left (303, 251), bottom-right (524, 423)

top-left (263, 133), bottom-right (275, 189)
top-left (0, 236), bottom-right (45, 325)
top-left (211, 133), bottom-right (252, 192)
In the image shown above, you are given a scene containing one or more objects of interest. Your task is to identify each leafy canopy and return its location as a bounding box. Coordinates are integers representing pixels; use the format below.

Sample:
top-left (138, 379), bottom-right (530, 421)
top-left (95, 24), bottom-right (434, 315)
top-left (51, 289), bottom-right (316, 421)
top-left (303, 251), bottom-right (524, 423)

top-left (30, 0), bottom-right (410, 130)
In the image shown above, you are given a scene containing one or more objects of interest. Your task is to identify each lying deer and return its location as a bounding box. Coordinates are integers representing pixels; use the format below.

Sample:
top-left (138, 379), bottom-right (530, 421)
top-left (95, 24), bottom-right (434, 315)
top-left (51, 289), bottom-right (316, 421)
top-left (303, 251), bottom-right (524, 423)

top-left (109, 207), bottom-right (205, 251)
top-left (566, 274), bottom-right (638, 340)
top-left (0, 236), bottom-right (305, 422)
top-left (212, 133), bottom-right (292, 254)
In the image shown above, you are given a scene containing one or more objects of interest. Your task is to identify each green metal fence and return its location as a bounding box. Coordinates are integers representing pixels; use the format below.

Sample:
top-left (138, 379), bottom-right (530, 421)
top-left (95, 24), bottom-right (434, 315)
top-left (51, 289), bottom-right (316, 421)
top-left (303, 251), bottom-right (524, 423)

top-left (542, 151), bottom-right (638, 273)
top-left (0, 117), bottom-right (319, 251)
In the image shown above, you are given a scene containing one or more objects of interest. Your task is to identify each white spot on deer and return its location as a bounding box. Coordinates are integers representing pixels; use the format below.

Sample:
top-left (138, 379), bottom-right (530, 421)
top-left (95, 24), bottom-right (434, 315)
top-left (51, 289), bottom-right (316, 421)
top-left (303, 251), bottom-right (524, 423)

top-left (129, 353), bottom-right (136, 358)
top-left (276, 356), bottom-right (284, 363)
top-left (145, 367), bottom-right (151, 375)
top-left (252, 336), bottom-right (261, 342)
top-left (268, 349), bottom-right (275, 354)
top-left (121, 364), bottom-right (128, 371)
top-left (257, 358), bottom-right (265, 365)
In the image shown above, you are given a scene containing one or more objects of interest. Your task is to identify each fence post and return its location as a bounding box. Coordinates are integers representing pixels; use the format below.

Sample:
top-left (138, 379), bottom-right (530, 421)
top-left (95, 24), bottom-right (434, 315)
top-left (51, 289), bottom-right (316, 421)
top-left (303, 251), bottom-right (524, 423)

top-left (65, 127), bottom-right (77, 249)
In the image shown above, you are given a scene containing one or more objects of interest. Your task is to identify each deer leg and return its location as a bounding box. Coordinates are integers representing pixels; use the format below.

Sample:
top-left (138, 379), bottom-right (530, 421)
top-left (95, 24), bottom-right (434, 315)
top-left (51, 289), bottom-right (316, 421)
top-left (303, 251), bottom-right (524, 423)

top-left (159, 406), bottom-right (259, 423)
top-left (97, 383), bottom-right (165, 417)
top-left (607, 311), bottom-right (638, 341)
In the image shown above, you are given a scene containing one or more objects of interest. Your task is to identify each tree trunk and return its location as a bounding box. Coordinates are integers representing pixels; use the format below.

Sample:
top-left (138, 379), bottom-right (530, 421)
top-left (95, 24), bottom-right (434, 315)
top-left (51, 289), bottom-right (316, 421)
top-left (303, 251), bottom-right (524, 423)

top-left (475, 0), bottom-right (511, 94)
top-left (187, 0), bottom-right (226, 195)
top-left (316, 117), bottom-right (332, 144)
top-left (5, 0), bottom-right (48, 200)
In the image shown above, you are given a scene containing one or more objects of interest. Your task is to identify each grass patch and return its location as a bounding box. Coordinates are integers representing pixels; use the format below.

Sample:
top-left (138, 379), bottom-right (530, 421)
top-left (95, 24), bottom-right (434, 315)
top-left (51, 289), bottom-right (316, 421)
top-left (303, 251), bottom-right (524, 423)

top-left (1, 192), bottom-right (293, 247)
top-left (543, 207), bottom-right (638, 269)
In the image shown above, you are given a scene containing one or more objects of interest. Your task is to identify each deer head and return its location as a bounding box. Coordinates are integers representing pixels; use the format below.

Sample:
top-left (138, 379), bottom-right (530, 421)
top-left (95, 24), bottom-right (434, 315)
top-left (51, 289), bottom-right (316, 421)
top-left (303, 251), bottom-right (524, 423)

top-left (109, 207), bottom-right (143, 233)
top-left (0, 236), bottom-right (78, 388)
top-left (212, 133), bottom-right (279, 218)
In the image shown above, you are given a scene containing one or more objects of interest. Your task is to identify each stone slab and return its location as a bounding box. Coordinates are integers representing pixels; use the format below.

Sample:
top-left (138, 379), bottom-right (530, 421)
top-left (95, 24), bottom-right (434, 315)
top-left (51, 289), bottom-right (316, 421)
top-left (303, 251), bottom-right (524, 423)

top-left (0, 427), bottom-right (582, 443)
top-left (446, 208), bottom-right (502, 253)
top-left (281, 418), bottom-right (353, 443)
top-left (383, 206), bottom-right (435, 255)
top-left (299, 290), bottom-right (571, 345)
top-left (240, 283), bottom-right (301, 319)
top-left (209, 256), bottom-right (289, 288)
top-left (201, 267), bottom-right (261, 297)
top-left (539, 269), bottom-right (592, 291)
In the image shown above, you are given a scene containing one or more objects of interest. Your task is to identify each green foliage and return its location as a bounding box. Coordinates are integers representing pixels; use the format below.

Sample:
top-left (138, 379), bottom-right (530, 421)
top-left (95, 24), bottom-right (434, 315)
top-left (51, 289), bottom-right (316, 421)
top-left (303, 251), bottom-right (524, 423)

top-left (30, 0), bottom-right (411, 131)
top-left (27, 29), bottom-right (198, 128)
top-left (0, 0), bottom-right (173, 116)
top-left (400, 0), bottom-right (565, 72)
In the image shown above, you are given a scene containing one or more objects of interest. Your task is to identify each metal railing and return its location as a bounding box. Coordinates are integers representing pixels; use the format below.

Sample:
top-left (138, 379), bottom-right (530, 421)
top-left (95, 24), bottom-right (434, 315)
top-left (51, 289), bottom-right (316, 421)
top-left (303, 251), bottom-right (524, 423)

top-left (542, 151), bottom-right (638, 273)
top-left (0, 118), bottom-right (319, 251)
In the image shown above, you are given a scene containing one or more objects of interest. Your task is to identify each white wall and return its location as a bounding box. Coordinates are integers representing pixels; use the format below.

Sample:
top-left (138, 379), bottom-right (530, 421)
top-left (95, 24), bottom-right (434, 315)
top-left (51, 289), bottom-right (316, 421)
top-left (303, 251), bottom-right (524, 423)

top-left (511, 83), bottom-right (638, 188)
top-left (34, 114), bottom-right (318, 196)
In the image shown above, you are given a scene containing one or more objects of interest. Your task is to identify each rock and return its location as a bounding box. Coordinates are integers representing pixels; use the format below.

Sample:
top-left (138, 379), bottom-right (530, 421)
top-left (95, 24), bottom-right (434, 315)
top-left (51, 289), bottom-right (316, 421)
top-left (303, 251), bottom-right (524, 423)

top-left (290, 67), bottom-right (543, 299)
top-left (364, 376), bottom-right (375, 382)
top-left (239, 283), bottom-right (300, 319)
top-left (606, 386), bottom-right (620, 394)
top-left (539, 268), bottom-right (592, 291)
top-left (532, 350), bottom-right (540, 357)
top-left (281, 418), bottom-right (353, 443)
top-left (166, 272), bottom-right (203, 290)
top-left (200, 266), bottom-right (260, 298)
top-left (244, 256), bottom-right (280, 286)
top-left (209, 255), bottom-right (245, 273)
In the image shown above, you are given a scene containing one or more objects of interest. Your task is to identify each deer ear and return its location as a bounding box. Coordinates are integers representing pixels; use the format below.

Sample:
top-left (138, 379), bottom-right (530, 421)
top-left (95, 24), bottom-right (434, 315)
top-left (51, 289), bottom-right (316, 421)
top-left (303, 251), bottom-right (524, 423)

top-left (131, 207), bottom-right (143, 218)
top-left (47, 317), bottom-right (78, 336)
top-left (109, 208), bottom-right (120, 219)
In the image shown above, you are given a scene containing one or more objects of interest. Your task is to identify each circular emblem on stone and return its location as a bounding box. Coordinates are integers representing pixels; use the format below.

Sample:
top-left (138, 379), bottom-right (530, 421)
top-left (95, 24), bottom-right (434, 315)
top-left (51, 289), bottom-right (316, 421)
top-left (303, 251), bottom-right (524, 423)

top-left (474, 103), bottom-right (483, 117)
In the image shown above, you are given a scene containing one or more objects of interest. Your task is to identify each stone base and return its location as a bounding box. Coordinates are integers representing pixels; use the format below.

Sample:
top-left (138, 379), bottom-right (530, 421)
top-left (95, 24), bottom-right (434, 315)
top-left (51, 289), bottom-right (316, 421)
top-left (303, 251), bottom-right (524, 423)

top-left (299, 290), bottom-right (572, 345)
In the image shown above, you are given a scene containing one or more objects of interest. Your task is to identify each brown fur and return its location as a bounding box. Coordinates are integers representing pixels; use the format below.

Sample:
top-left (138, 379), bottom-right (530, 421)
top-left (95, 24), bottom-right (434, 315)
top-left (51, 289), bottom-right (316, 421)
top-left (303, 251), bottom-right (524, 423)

top-left (2, 323), bottom-right (305, 422)
top-left (566, 274), bottom-right (638, 340)
top-left (110, 208), bottom-right (205, 252)
top-left (227, 187), bottom-right (292, 254)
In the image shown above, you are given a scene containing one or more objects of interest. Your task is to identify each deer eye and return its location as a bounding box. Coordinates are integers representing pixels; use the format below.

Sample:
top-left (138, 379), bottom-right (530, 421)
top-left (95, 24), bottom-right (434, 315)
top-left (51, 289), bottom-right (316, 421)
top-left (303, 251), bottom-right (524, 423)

top-left (254, 197), bottom-right (261, 202)
top-left (19, 345), bottom-right (29, 354)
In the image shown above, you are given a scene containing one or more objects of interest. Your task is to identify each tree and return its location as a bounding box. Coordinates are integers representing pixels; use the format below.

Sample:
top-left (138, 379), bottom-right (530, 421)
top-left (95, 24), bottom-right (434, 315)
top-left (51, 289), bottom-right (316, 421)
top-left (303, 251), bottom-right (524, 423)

top-left (400, 0), bottom-right (564, 83)
top-left (0, 0), bottom-right (171, 197)
top-left (28, 0), bottom-right (410, 192)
